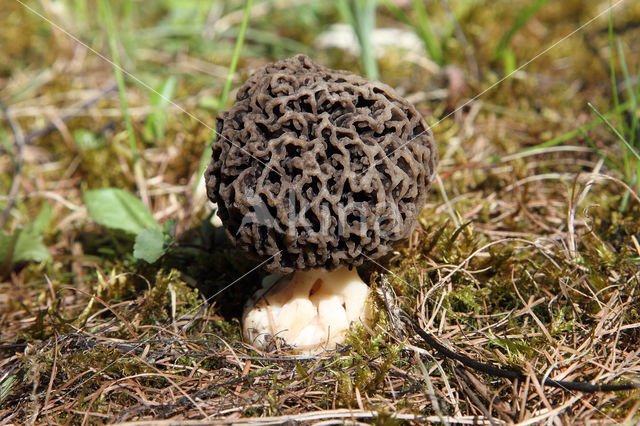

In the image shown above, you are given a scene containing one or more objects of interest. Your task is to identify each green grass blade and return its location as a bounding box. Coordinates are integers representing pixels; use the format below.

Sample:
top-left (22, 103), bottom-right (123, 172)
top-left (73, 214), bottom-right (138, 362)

top-left (607, 2), bottom-right (628, 177)
top-left (614, 39), bottom-right (640, 197)
top-left (580, 129), bottom-right (617, 170)
top-left (380, 0), bottom-right (448, 65)
top-left (195, 0), bottom-right (253, 193)
top-left (588, 102), bottom-right (640, 162)
top-left (0, 123), bottom-right (11, 157)
top-left (336, 0), bottom-right (356, 28)
top-left (72, 0), bottom-right (88, 24)
top-left (219, 0), bottom-right (253, 111)
top-left (356, 0), bottom-right (379, 80)
top-left (5, 70), bottom-right (50, 104)
top-left (144, 76), bottom-right (178, 142)
top-left (637, 159), bottom-right (640, 200)
top-left (99, 0), bottom-right (138, 164)
top-left (0, 374), bottom-right (17, 405)
top-left (379, 0), bottom-right (410, 24)
top-left (633, 66), bottom-right (640, 150)
top-left (607, 3), bottom-right (620, 117)
top-left (635, 53), bottom-right (640, 193)
top-left (412, 0), bottom-right (443, 65)
top-left (338, 0), bottom-right (379, 79)
top-left (523, 99), bottom-right (632, 151)
top-left (615, 38), bottom-right (637, 148)
top-left (493, 0), bottom-right (550, 60)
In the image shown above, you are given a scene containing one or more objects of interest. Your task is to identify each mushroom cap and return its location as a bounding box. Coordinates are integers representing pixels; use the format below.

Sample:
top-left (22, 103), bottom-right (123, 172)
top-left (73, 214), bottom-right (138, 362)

top-left (205, 55), bottom-right (438, 274)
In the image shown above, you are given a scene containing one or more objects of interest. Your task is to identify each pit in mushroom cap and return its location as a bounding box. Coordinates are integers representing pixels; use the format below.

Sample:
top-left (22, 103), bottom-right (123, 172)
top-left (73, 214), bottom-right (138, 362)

top-left (205, 55), bottom-right (438, 353)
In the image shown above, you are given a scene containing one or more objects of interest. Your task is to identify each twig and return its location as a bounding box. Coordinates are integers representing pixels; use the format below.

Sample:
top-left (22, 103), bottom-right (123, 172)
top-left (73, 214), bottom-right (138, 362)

top-left (401, 311), bottom-right (640, 393)
top-left (116, 409), bottom-right (502, 425)
top-left (455, 367), bottom-right (497, 426)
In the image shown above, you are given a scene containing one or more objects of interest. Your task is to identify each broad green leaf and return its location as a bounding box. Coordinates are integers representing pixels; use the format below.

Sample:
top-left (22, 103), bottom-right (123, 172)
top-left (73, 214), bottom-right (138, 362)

top-left (32, 202), bottom-right (52, 234)
top-left (0, 231), bottom-right (17, 266)
top-left (14, 227), bottom-right (50, 263)
top-left (83, 188), bottom-right (159, 235)
top-left (0, 227), bottom-right (50, 265)
top-left (133, 227), bottom-right (166, 263)
top-left (0, 202), bottom-right (52, 268)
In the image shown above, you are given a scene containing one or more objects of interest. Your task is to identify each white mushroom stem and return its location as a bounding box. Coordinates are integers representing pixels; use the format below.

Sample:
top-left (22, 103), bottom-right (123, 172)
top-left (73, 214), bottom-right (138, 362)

top-left (242, 267), bottom-right (370, 354)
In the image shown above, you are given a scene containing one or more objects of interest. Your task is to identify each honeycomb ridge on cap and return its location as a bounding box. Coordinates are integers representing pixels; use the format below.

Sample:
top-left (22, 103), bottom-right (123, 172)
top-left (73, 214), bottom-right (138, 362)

top-left (206, 55), bottom-right (438, 273)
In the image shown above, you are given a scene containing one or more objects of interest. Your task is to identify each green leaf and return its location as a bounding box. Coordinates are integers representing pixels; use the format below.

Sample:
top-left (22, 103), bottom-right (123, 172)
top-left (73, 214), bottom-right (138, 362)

top-left (133, 227), bottom-right (166, 263)
top-left (83, 188), bottom-right (159, 235)
top-left (0, 227), bottom-right (50, 265)
top-left (0, 202), bottom-right (52, 269)
top-left (32, 202), bottom-right (52, 234)
top-left (14, 227), bottom-right (50, 263)
top-left (0, 231), bottom-right (18, 268)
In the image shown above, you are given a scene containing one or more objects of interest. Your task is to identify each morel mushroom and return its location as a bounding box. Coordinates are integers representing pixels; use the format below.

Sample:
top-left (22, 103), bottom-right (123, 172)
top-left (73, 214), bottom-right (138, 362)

top-left (205, 55), bottom-right (438, 353)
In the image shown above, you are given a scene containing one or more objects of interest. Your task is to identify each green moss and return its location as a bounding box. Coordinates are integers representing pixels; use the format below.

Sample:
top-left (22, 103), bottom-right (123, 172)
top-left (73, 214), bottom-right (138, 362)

top-left (488, 332), bottom-right (535, 365)
top-left (446, 284), bottom-right (490, 316)
top-left (550, 306), bottom-right (575, 336)
top-left (141, 269), bottom-right (198, 320)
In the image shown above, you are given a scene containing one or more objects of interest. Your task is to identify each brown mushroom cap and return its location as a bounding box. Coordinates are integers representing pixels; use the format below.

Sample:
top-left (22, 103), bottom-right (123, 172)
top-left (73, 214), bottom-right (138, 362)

top-left (205, 55), bottom-right (438, 274)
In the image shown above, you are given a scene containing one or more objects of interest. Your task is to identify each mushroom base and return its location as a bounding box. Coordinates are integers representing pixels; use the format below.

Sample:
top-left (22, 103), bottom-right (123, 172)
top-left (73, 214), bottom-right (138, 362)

top-left (242, 267), bottom-right (370, 354)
